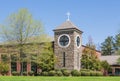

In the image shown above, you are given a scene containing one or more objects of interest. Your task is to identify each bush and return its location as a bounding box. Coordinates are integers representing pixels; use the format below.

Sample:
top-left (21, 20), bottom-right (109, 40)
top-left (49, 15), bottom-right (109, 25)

top-left (96, 71), bottom-right (103, 76)
top-left (55, 69), bottom-right (61, 72)
top-left (56, 70), bottom-right (63, 76)
top-left (12, 71), bottom-right (20, 76)
top-left (80, 71), bottom-right (90, 76)
top-left (28, 71), bottom-right (34, 76)
top-left (23, 71), bottom-right (27, 76)
top-left (62, 69), bottom-right (70, 76)
top-left (0, 63), bottom-right (9, 75)
top-left (37, 72), bottom-right (41, 76)
top-left (90, 71), bottom-right (96, 76)
top-left (71, 70), bottom-right (81, 76)
top-left (80, 69), bottom-right (91, 72)
top-left (61, 69), bottom-right (67, 73)
top-left (48, 70), bottom-right (56, 76)
top-left (41, 71), bottom-right (49, 76)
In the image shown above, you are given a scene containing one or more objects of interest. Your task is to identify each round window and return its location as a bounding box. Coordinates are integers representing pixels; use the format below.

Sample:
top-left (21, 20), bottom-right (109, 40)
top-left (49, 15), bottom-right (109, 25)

top-left (58, 34), bottom-right (70, 47)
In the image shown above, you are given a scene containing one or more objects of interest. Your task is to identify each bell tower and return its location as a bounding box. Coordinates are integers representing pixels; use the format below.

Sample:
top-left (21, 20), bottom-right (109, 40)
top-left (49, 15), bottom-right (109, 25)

top-left (53, 15), bottom-right (83, 70)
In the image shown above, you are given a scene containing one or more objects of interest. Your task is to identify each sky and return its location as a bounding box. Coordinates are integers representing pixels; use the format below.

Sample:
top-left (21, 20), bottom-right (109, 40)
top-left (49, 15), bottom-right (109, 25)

top-left (0, 0), bottom-right (120, 47)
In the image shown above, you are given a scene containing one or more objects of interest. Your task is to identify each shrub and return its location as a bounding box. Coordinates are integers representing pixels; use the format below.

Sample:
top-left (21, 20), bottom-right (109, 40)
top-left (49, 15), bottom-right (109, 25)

top-left (12, 71), bottom-right (20, 76)
top-left (28, 71), bottom-right (34, 76)
top-left (0, 63), bottom-right (9, 75)
top-left (48, 70), bottom-right (56, 76)
top-left (37, 72), bottom-right (41, 76)
top-left (56, 70), bottom-right (63, 76)
top-left (62, 69), bottom-right (70, 76)
top-left (80, 69), bottom-right (103, 76)
top-left (80, 71), bottom-right (90, 76)
top-left (23, 71), bottom-right (27, 76)
top-left (61, 69), bottom-right (67, 73)
top-left (96, 71), bottom-right (103, 76)
top-left (71, 70), bottom-right (81, 76)
top-left (41, 71), bottom-right (49, 76)
top-left (90, 71), bottom-right (96, 76)
top-left (55, 69), bottom-right (61, 72)
top-left (80, 69), bottom-right (89, 71)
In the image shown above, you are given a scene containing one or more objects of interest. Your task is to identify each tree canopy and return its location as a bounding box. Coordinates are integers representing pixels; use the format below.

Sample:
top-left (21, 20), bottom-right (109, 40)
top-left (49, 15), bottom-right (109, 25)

top-left (114, 33), bottom-right (120, 54)
top-left (101, 36), bottom-right (114, 55)
top-left (0, 8), bottom-right (44, 44)
top-left (101, 33), bottom-right (120, 55)
top-left (0, 8), bottom-right (54, 75)
top-left (81, 39), bottom-right (101, 71)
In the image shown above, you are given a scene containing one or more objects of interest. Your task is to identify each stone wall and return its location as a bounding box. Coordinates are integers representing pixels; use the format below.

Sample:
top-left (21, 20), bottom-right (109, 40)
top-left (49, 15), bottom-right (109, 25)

top-left (54, 29), bottom-right (82, 71)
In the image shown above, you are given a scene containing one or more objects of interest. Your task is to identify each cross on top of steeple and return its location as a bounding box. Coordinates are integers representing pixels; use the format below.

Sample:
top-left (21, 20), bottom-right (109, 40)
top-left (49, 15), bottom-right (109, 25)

top-left (66, 12), bottom-right (70, 21)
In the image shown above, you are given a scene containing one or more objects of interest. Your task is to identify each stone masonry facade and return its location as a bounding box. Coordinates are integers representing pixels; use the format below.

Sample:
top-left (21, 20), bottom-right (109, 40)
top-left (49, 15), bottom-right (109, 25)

top-left (54, 28), bottom-right (82, 71)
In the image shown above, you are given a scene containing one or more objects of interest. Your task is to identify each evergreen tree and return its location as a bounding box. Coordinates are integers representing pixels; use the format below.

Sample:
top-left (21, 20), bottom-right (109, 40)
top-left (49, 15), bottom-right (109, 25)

top-left (101, 36), bottom-right (114, 55)
top-left (114, 33), bottom-right (120, 54)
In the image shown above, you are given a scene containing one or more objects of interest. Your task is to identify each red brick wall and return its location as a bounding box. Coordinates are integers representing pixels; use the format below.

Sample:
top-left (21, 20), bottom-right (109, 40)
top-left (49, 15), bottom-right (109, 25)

top-left (27, 63), bottom-right (31, 73)
top-left (17, 61), bottom-right (21, 73)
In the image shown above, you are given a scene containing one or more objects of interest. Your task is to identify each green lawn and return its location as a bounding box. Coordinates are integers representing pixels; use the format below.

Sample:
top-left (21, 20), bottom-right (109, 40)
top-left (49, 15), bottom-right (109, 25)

top-left (0, 76), bottom-right (120, 81)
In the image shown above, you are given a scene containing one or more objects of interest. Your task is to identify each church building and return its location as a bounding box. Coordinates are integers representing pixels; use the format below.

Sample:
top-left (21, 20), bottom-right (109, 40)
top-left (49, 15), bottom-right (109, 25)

top-left (53, 17), bottom-right (120, 75)
top-left (53, 13), bottom-right (101, 71)
top-left (0, 14), bottom-right (120, 76)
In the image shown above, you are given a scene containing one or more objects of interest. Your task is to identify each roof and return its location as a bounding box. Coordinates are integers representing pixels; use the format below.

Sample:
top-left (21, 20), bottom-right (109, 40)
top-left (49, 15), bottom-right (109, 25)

top-left (82, 45), bottom-right (101, 53)
top-left (100, 55), bottom-right (120, 65)
top-left (53, 20), bottom-right (83, 33)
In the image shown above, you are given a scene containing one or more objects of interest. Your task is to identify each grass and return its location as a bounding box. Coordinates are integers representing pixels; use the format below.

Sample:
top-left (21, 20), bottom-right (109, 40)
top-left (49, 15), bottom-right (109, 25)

top-left (0, 76), bottom-right (120, 81)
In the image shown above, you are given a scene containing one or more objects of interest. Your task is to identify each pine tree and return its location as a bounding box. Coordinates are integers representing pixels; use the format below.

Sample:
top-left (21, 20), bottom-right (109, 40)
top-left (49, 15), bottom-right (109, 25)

top-left (101, 36), bottom-right (114, 55)
top-left (114, 33), bottom-right (120, 54)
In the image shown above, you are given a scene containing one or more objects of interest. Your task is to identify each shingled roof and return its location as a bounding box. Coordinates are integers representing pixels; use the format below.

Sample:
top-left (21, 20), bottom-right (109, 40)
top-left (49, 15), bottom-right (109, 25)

top-left (100, 55), bottom-right (120, 65)
top-left (53, 20), bottom-right (83, 33)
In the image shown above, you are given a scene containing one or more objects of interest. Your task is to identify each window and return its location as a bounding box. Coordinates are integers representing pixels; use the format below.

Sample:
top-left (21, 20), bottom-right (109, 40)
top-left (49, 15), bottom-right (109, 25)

top-left (11, 54), bottom-right (17, 62)
top-left (59, 35), bottom-right (69, 46)
top-left (58, 34), bottom-right (70, 47)
top-left (31, 62), bottom-right (37, 73)
top-left (1, 54), bottom-right (9, 62)
top-left (115, 68), bottom-right (120, 75)
top-left (76, 35), bottom-right (80, 47)
top-left (77, 53), bottom-right (79, 68)
top-left (23, 62), bottom-right (27, 72)
top-left (63, 52), bottom-right (66, 67)
top-left (11, 62), bottom-right (17, 72)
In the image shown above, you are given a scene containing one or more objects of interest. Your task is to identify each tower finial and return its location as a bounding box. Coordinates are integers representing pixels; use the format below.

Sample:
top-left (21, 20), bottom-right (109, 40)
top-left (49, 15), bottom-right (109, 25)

top-left (66, 12), bottom-right (70, 21)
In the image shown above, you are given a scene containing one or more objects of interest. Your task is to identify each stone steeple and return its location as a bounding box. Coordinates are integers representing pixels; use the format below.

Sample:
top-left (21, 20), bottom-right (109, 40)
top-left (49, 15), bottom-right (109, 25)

top-left (53, 20), bottom-right (83, 71)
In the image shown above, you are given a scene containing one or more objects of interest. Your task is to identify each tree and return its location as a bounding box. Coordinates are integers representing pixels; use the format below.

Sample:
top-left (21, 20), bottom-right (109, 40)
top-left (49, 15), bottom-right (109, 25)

top-left (101, 36), bottom-right (114, 55)
top-left (101, 61), bottom-right (110, 70)
top-left (37, 42), bottom-right (55, 71)
top-left (81, 38), bottom-right (101, 70)
top-left (101, 60), bottom-right (110, 75)
top-left (117, 58), bottom-right (120, 65)
top-left (114, 33), bottom-right (120, 54)
top-left (0, 8), bottom-right (44, 75)
top-left (117, 36), bottom-right (120, 64)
